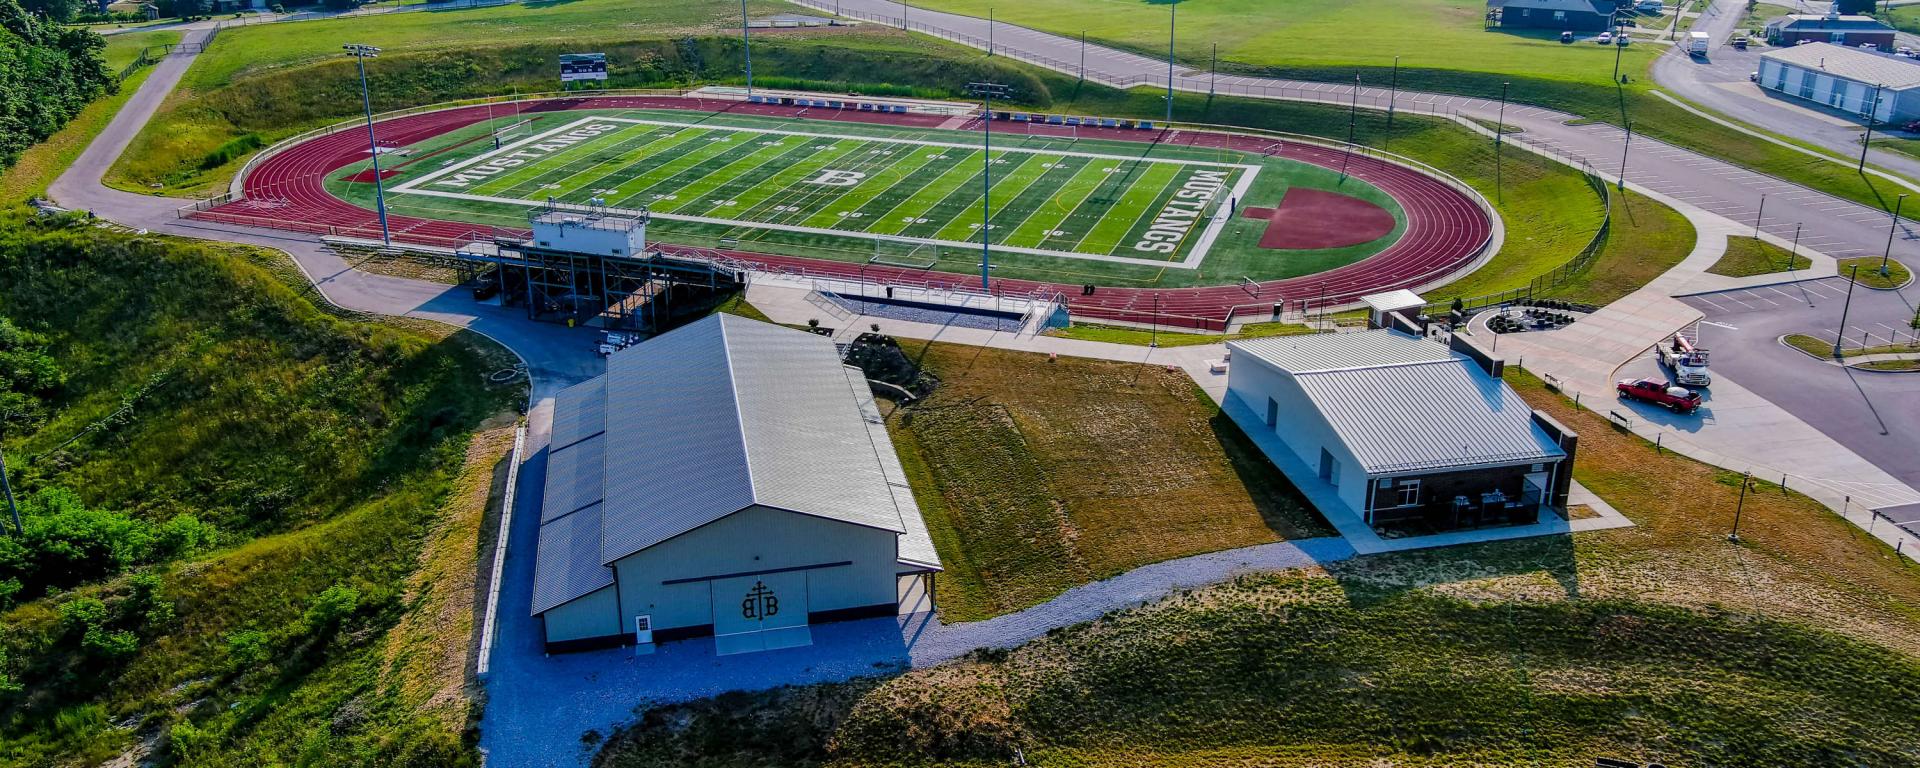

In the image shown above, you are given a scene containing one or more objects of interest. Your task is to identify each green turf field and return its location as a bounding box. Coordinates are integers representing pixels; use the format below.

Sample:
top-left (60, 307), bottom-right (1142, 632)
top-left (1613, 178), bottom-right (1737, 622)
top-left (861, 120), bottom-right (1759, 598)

top-left (329, 109), bottom-right (1405, 287)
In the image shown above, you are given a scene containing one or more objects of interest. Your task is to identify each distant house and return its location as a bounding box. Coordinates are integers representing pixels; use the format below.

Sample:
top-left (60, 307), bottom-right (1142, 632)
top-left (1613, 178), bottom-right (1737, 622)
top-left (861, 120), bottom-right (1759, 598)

top-left (1757, 42), bottom-right (1920, 122)
top-left (1494, 0), bottom-right (1619, 31)
top-left (1765, 12), bottom-right (1897, 50)
top-left (1224, 329), bottom-right (1578, 532)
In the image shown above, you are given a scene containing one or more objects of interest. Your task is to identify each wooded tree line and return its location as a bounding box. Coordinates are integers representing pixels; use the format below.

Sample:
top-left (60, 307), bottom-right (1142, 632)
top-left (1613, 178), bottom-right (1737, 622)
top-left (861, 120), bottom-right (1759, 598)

top-left (0, 0), bottom-right (111, 171)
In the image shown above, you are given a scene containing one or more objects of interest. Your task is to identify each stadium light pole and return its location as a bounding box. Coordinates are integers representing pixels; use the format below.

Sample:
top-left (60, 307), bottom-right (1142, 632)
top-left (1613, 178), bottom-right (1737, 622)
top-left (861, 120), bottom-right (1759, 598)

top-left (1753, 193), bottom-right (1766, 238)
top-left (344, 44), bottom-right (391, 246)
top-left (967, 82), bottom-right (1012, 292)
top-left (1882, 193), bottom-right (1906, 277)
top-left (988, 8), bottom-right (994, 56)
top-left (1166, 0), bottom-right (1175, 124)
top-left (741, 0), bottom-right (753, 97)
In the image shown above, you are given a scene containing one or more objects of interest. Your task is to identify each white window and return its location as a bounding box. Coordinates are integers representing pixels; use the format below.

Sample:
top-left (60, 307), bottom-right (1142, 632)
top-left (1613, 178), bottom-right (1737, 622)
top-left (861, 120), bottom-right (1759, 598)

top-left (1396, 479), bottom-right (1421, 507)
top-left (1552, 10), bottom-right (1566, 21)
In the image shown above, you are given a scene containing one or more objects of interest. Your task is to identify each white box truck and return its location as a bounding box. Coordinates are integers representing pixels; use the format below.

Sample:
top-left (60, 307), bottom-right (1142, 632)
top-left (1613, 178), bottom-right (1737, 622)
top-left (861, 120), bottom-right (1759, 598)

top-left (1689, 31), bottom-right (1710, 55)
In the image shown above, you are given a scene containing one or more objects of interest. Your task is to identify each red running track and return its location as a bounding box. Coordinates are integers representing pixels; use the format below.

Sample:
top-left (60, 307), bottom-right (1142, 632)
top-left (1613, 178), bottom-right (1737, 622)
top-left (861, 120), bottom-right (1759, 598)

top-left (200, 95), bottom-right (1492, 330)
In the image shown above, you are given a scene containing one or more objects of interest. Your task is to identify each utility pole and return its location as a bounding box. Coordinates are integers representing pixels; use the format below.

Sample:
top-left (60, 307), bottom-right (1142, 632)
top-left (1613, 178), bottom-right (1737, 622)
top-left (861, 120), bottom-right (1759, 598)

top-left (1496, 81), bottom-right (1510, 146)
top-left (1728, 470), bottom-right (1751, 542)
top-left (1861, 82), bottom-right (1884, 172)
top-left (988, 8), bottom-right (994, 56)
top-left (1079, 31), bottom-right (1086, 82)
top-left (1166, 0), bottom-right (1176, 125)
top-left (966, 82), bottom-right (1011, 292)
top-left (1883, 193), bottom-right (1907, 277)
top-left (1753, 193), bottom-right (1766, 238)
top-left (741, 0), bottom-right (753, 97)
top-left (1790, 223), bottom-right (1803, 273)
top-left (1835, 263), bottom-right (1861, 357)
top-left (1387, 55), bottom-right (1400, 129)
top-left (901, 0), bottom-right (908, 30)
top-left (344, 44), bottom-right (391, 246)
top-left (1618, 119), bottom-right (1632, 191)
top-left (1612, 21), bottom-right (1625, 81)
top-left (1343, 74), bottom-right (1360, 177)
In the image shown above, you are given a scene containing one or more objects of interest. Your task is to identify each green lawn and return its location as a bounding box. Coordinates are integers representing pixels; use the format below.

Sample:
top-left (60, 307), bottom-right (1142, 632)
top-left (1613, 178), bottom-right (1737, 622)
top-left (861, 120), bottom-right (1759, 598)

top-left (101, 28), bottom-right (181, 72)
top-left (887, 342), bottom-right (1329, 621)
top-left (0, 66), bottom-right (155, 201)
top-left (1739, 2), bottom-right (1796, 33)
top-left (1045, 319), bottom-right (1322, 347)
top-left (1837, 256), bottom-right (1912, 289)
top-left (914, 0), bottom-right (1658, 89)
top-left (181, 0), bottom-right (789, 90)
top-left (1708, 235), bottom-right (1811, 277)
top-left (1539, 189), bottom-right (1695, 306)
top-left (1883, 6), bottom-right (1920, 36)
top-left (595, 369), bottom-right (1920, 768)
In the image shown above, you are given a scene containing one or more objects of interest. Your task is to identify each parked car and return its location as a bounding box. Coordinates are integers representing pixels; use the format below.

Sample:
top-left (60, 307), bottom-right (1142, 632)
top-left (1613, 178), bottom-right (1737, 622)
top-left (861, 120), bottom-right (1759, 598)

top-left (1616, 34), bottom-right (1631, 46)
top-left (1617, 378), bottom-right (1703, 413)
top-left (1899, 46), bottom-right (1913, 56)
top-left (1732, 36), bottom-right (1748, 50)
top-left (1598, 32), bottom-right (1613, 45)
top-left (1635, 0), bottom-right (1664, 12)
top-left (1561, 30), bottom-right (1574, 43)
top-left (1750, 70), bottom-right (1760, 82)
top-left (1860, 42), bottom-right (1881, 51)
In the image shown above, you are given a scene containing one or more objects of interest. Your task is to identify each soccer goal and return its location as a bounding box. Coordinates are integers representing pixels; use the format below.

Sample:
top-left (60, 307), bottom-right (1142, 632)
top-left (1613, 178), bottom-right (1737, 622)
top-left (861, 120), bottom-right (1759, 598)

top-left (1023, 121), bottom-right (1079, 144)
top-left (869, 235), bottom-right (942, 271)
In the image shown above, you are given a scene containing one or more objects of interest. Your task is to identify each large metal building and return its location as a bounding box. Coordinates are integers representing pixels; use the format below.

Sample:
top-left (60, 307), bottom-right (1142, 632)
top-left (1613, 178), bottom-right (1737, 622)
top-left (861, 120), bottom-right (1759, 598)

top-left (530, 313), bottom-right (942, 654)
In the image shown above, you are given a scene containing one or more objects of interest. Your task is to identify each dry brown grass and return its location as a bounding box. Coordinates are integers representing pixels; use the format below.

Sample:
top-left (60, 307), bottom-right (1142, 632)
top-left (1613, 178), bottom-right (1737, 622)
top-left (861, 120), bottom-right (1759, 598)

top-left (378, 425), bottom-right (516, 731)
top-left (889, 342), bottom-right (1329, 621)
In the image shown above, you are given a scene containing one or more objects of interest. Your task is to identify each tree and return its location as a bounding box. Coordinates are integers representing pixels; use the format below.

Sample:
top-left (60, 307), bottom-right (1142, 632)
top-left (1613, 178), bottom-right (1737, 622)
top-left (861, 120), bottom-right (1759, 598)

top-left (20, 0), bottom-right (84, 22)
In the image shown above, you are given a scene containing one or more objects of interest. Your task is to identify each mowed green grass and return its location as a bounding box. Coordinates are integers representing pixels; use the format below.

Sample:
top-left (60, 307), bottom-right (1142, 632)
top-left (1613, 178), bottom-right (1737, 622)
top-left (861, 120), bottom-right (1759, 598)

top-left (101, 28), bottom-right (181, 72)
top-left (342, 109), bottom-right (1407, 286)
top-left (180, 0), bottom-right (789, 89)
top-left (909, 0), bottom-right (1658, 88)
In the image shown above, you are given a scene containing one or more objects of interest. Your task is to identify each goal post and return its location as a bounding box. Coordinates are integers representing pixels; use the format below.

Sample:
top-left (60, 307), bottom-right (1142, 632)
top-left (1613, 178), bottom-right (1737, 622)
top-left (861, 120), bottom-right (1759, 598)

top-left (1023, 121), bottom-right (1079, 144)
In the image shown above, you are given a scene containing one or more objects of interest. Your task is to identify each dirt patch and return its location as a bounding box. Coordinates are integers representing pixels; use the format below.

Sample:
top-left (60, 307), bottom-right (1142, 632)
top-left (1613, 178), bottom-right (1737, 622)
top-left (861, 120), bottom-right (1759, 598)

top-left (1241, 188), bottom-right (1396, 250)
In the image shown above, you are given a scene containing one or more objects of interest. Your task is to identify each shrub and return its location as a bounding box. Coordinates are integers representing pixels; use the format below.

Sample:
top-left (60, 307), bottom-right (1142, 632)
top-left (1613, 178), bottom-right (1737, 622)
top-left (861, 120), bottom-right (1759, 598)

top-left (225, 629), bottom-right (271, 669)
top-left (302, 583), bottom-right (360, 634)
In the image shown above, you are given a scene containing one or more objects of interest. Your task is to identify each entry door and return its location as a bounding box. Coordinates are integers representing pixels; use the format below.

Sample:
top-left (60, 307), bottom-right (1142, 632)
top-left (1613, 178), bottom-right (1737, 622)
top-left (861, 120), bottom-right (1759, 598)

top-left (710, 571), bottom-right (812, 655)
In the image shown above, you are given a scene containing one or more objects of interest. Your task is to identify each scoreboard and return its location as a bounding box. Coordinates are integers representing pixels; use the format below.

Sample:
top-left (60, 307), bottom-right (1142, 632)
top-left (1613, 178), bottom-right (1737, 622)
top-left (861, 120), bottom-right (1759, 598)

top-left (559, 53), bottom-right (608, 83)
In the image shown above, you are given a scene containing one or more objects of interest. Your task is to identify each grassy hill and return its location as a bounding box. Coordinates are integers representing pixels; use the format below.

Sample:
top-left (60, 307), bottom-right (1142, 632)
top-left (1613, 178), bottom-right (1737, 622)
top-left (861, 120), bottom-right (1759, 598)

top-left (593, 369), bottom-right (1920, 767)
top-left (0, 212), bottom-right (522, 766)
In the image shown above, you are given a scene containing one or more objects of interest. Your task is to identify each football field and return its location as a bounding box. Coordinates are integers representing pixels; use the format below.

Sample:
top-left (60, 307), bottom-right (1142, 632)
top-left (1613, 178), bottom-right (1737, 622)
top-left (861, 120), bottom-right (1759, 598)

top-left (390, 115), bottom-right (1260, 268)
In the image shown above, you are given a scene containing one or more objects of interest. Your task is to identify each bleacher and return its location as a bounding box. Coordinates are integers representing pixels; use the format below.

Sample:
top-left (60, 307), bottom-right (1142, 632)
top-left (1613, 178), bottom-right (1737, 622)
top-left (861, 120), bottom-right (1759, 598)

top-left (746, 94), bottom-right (913, 113)
top-left (987, 110), bottom-right (1154, 130)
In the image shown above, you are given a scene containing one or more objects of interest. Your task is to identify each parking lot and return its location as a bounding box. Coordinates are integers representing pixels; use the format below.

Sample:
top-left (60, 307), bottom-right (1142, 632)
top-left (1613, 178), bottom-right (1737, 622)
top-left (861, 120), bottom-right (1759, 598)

top-left (1638, 277), bottom-right (1920, 516)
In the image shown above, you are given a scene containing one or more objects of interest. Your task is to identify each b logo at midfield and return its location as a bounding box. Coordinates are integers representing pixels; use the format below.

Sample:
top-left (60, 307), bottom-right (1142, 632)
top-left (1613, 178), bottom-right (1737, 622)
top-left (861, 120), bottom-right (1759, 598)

top-left (805, 169), bottom-right (867, 187)
top-left (741, 580), bottom-right (779, 620)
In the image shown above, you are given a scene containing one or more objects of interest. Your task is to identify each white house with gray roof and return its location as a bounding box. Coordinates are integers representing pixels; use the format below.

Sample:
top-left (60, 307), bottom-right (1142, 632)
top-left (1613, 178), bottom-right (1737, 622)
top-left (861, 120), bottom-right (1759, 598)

top-left (1225, 329), bottom-right (1577, 532)
top-left (531, 313), bottom-right (940, 654)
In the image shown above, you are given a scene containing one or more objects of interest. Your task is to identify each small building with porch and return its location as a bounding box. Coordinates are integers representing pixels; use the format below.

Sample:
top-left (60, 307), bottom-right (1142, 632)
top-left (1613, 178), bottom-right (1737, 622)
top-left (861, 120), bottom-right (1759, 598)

top-left (1492, 0), bottom-right (1619, 31)
top-left (1224, 329), bottom-right (1577, 532)
top-left (531, 313), bottom-right (941, 654)
top-left (1756, 42), bottom-right (1920, 123)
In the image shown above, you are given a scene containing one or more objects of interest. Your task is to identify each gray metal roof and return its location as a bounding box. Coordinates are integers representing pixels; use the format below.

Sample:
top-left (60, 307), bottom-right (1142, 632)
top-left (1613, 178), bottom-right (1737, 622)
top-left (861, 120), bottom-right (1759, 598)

top-left (845, 365), bottom-right (941, 570)
top-left (529, 502), bottom-right (614, 615)
top-left (1762, 43), bottom-right (1920, 90)
top-left (549, 378), bottom-right (605, 451)
top-left (1230, 329), bottom-right (1456, 374)
top-left (1361, 290), bottom-right (1426, 313)
top-left (1291, 359), bottom-right (1566, 475)
top-left (1499, 0), bottom-right (1613, 14)
top-left (541, 433), bottom-right (605, 524)
top-left (1767, 14), bottom-right (1892, 32)
top-left (531, 314), bottom-right (939, 615)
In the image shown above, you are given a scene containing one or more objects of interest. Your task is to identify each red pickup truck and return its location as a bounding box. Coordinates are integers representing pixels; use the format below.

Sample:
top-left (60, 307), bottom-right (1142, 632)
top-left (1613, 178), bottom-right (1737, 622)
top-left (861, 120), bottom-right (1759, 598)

top-left (1617, 378), bottom-right (1702, 413)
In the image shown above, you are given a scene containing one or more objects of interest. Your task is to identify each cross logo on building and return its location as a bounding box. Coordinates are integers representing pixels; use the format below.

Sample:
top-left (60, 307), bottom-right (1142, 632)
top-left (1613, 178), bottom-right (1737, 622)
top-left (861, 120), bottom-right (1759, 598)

top-left (741, 580), bottom-right (779, 620)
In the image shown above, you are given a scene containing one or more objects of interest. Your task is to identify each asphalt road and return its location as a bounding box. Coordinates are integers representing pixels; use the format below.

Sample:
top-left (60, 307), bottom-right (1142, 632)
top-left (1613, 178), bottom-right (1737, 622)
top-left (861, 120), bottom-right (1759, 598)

top-left (805, 0), bottom-right (1920, 266)
top-left (1650, 0), bottom-right (1920, 182)
top-left (1666, 277), bottom-right (1920, 511)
